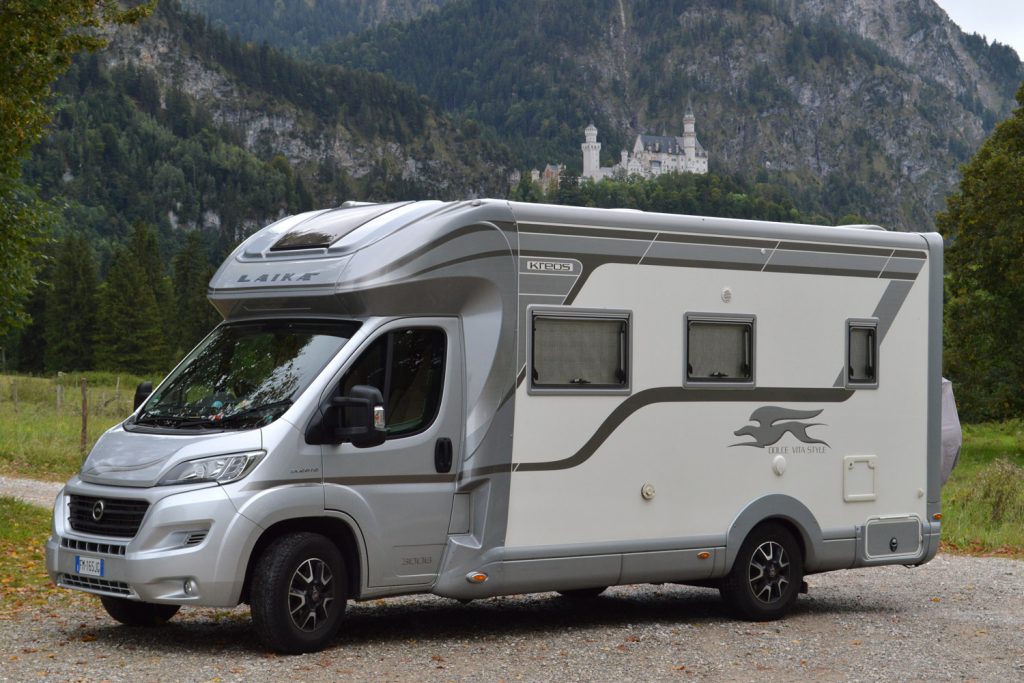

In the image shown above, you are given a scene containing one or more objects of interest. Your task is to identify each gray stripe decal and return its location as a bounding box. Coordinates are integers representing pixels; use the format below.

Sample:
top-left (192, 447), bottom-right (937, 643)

top-left (776, 241), bottom-right (894, 257)
top-left (407, 250), bottom-right (515, 279)
top-left (325, 474), bottom-right (458, 485)
top-left (763, 264), bottom-right (907, 279)
top-left (520, 224), bottom-right (657, 242)
top-left (346, 224), bottom-right (497, 284)
top-left (832, 279), bottom-right (915, 387)
top-left (514, 386), bottom-right (854, 473)
top-left (243, 474), bottom-right (461, 491)
top-left (656, 233), bottom-right (773, 249)
top-left (873, 280), bottom-right (914, 342)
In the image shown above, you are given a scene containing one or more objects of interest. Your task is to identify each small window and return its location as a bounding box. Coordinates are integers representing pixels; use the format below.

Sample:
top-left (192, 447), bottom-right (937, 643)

top-left (340, 328), bottom-right (446, 437)
top-left (685, 315), bottom-right (754, 386)
top-left (530, 309), bottom-right (630, 393)
top-left (847, 321), bottom-right (878, 388)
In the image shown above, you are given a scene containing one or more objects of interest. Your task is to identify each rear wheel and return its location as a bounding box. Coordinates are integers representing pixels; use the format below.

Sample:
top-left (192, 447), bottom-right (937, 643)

top-left (557, 586), bottom-right (607, 599)
top-left (720, 522), bottom-right (803, 621)
top-left (99, 596), bottom-right (180, 626)
top-left (250, 532), bottom-right (347, 654)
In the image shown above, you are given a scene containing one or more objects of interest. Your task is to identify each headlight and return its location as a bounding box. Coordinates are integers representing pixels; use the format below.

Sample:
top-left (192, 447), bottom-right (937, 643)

top-left (158, 450), bottom-right (265, 486)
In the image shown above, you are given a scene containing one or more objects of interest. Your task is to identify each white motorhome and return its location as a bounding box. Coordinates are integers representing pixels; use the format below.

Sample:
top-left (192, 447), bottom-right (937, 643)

top-left (47, 200), bottom-right (944, 653)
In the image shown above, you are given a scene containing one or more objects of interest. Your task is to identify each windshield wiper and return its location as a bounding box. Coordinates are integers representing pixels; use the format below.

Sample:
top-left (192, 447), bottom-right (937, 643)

top-left (134, 414), bottom-right (222, 429)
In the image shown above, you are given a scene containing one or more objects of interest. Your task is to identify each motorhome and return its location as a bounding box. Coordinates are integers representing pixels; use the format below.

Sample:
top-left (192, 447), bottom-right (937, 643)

top-left (47, 199), bottom-right (944, 653)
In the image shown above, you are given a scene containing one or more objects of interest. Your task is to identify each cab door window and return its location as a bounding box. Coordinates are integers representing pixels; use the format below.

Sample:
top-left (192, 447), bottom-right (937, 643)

top-left (341, 328), bottom-right (446, 437)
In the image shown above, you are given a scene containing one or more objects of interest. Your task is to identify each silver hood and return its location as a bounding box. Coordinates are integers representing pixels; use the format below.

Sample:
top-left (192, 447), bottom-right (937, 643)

top-left (79, 421), bottom-right (263, 488)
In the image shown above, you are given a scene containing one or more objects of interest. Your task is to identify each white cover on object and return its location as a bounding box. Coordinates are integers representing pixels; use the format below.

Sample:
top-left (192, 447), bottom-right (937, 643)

top-left (941, 378), bottom-right (963, 486)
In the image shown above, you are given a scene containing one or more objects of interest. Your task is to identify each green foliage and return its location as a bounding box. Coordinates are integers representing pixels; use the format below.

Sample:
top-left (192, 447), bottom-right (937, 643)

top-left (178, 0), bottom-right (446, 54)
top-left (44, 234), bottom-right (98, 372)
top-left (0, 0), bottom-right (152, 337)
top-left (539, 171), bottom-right (824, 224)
top-left (171, 231), bottom-right (221, 357)
top-left (0, 179), bottom-right (49, 336)
top-left (941, 420), bottom-right (1024, 554)
top-left (0, 496), bottom-right (55, 613)
top-left (0, 373), bottom-right (143, 482)
top-left (318, 0), bottom-right (1020, 231)
top-left (938, 83), bottom-right (1024, 422)
top-left (93, 234), bottom-right (170, 375)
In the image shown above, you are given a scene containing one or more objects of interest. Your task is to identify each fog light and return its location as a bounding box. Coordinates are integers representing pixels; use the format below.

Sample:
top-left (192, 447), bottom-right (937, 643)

top-left (183, 579), bottom-right (198, 595)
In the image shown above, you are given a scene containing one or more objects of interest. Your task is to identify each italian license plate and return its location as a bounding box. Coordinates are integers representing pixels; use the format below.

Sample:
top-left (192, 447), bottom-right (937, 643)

top-left (75, 555), bottom-right (104, 577)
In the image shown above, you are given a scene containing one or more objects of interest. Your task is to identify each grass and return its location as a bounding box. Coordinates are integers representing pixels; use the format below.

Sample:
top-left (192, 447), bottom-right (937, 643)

top-left (0, 497), bottom-right (60, 615)
top-left (940, 420), bottom-right (1024, 556)
top-left (0, 372), bottom-right (1022, 555)
top-left (0, 373), bottom-right (150, 481)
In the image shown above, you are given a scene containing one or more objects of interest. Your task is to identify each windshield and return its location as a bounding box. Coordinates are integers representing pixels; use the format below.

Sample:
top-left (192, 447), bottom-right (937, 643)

top-left (135, 320), bottom-right (359, 430)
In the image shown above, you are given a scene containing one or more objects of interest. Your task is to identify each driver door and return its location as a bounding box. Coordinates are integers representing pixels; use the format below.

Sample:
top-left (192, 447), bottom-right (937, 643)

top-left (322, 318), bottom-right (463, 588)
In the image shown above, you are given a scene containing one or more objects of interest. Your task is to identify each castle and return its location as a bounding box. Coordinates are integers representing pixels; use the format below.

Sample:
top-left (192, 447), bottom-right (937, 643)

top-left (582, 105), bottom-right (708, 180)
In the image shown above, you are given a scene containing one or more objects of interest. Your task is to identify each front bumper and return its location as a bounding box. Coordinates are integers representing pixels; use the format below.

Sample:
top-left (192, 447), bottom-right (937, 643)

top-left (46, 478), bottom-right (259, 607)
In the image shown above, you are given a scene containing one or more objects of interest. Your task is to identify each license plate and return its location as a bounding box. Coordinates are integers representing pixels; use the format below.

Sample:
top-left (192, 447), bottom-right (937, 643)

top-left (75, 556), bottom-right (104, 577)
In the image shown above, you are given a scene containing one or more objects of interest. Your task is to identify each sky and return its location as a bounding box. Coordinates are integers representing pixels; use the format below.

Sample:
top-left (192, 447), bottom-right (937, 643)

top-left (934, 0), bottom-right (1024, 58)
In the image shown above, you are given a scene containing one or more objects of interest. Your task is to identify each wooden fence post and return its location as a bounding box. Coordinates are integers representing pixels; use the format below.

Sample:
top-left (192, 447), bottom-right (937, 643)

top-left (80, 378), bottom-right (88, 458)
top-left (56, 383), bottom-right (64, 413)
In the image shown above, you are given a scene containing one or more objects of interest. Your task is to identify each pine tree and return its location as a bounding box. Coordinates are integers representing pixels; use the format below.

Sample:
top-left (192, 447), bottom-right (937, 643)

top-left (171, 230), bottom-right (221, 355)
top-left (44, 233), bottom-right (98, 372)
top-left (127, 222), bottom-right (176, 354)
top-left (93, 245), bottom-right (169, 374)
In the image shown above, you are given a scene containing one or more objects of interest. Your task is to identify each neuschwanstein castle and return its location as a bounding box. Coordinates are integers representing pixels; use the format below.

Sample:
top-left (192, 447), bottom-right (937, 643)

top-left (582, 105), bottom-right (708, 180)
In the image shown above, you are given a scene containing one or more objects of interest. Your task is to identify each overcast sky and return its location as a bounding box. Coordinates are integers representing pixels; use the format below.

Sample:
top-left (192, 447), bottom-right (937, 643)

top-left (934, 0), bottom-right (1024, 58)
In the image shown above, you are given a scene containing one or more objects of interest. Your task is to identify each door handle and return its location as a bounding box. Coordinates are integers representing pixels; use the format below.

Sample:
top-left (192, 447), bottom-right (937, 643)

top-left (434, 437), bottom-right (453, 473)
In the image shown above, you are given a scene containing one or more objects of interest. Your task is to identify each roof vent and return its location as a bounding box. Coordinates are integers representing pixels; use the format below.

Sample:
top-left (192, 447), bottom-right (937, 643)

top-left (269, 202), bottom-right (408, 251)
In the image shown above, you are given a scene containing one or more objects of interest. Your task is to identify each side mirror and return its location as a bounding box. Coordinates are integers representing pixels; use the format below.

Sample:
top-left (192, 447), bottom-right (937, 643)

top-left (134, 381), bottom-right (153, 411)
top-left (332, 385), bottom-right (386, 448)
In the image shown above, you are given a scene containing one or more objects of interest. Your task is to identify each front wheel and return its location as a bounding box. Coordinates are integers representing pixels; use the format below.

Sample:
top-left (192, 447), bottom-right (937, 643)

top-left (99, 596), bottom-right (180, 626)
top-left (720, 522), bottom-right (803, 621)
top-left (250, 532), bottom-right (347, 654)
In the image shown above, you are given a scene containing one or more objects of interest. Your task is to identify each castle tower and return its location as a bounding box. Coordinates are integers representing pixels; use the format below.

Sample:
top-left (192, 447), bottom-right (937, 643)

top-left (682, 101), bottom-right (696, 159)
top-left (582, 123), bottom-right (601, 179)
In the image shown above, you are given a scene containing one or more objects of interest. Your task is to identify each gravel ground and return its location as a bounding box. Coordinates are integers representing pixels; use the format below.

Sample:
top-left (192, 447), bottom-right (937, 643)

top-left (3, 480), bottom-right (1022, 681)
top-left (0, 476), bottom-right (62, 509)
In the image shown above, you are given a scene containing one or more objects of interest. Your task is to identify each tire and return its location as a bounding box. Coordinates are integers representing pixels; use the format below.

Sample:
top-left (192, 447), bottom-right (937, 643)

top-left (99, 596), bottom-right (180, 626)
top-left (557, 587), bottom-right (607, 599)
top-left (250, 532), bottom-right (347, 654)
top-left (720, 522), bottom-right (803, 621)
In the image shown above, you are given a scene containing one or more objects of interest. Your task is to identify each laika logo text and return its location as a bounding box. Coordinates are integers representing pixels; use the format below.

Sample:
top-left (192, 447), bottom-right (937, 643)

top-left (731, 407), bottom-right (829, 449)
top-left (237, 272), bottom-right (320, 283)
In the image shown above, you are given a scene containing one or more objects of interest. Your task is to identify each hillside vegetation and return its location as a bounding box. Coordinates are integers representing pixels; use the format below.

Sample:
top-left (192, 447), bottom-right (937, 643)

top-left (321, 0), bottom-right (1022, 230)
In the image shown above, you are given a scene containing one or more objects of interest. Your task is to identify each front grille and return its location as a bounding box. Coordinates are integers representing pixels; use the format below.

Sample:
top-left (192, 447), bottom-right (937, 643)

top-left (60, 573), bottom-right (131, 596)
top-left (68, 495), bottom-right (149, 538)
top-left (61, 537), bottom-right (127, 556)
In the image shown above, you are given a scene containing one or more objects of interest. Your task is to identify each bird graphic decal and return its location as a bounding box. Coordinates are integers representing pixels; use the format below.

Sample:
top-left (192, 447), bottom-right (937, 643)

top-left (731, 406), bottom-right (829, 448)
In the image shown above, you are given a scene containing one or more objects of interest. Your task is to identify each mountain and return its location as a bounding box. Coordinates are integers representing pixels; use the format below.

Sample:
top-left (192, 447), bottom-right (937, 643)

top-left (24, 1), bottom-right (511, 265)
top-left (179, 0), bottom-right (451, 52)
top-left (316, 0), bottom-right (1023, 230)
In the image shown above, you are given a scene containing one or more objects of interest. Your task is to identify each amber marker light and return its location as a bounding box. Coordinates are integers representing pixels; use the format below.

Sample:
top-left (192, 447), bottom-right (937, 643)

top-left (933, 513), bottom-right (942, 520)
top-left (466, 572), bottom-right (489, 583)
top-left (697, 552), bottom-right (711, 560)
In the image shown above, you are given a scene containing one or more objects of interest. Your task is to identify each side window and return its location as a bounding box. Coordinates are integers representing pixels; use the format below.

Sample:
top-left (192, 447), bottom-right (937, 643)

top-left (685, 315), bottom-right (755, 386)
top-left (340, 328), bottom-right (446, 437)
top-left (847, 320), bottom-right (878, 388)
top-left (530, 309), bottom-right (630, 393)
